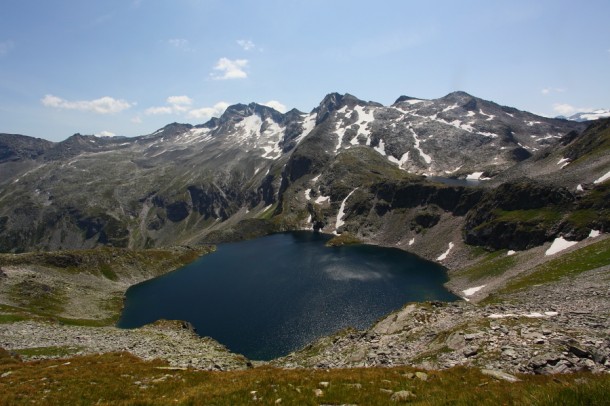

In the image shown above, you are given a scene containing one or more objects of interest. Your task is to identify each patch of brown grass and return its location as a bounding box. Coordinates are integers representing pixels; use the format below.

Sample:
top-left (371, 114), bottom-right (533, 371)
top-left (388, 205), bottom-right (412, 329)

top-left (0, 351), bottom-right (608, 405)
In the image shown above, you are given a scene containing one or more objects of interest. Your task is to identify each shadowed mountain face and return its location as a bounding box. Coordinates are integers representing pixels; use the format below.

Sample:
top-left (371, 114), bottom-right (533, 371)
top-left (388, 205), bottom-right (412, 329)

top-left (1, 91), bottom-right (607, 254)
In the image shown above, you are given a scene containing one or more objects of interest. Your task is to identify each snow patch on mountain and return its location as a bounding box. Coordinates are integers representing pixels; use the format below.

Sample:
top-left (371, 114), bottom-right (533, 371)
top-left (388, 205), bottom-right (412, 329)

top-left (594, 169), bottom-right (610, 184)
top-left (235, 115), bottom-right (263, 141)
top-left (545, 237), bottom-right (577, 256)
top-left (353, 105), bottom-right (376, 146)
top-left (479, 110), bottom-right (495, 121)
top-left (466, 172), bottom-right (489, 180)
top-left (336, 188), bottom-right (358, 230)
top-left (409, 127), bottom-right (432, 164)
top-left (388, 151), bottom-right (409, 169)
top-left (374, 139), bottom-right (386, 156)
top-left (260, 119), bottom-right (284, 159)
top-left (334, 107), bottom-right (350, 153)
top-left (295, 113), bottom-right (317, 144)
top-left (315, 195), bottom-right (330, 204)
top-left (589, 229), bottom-right (601, 238)
top-left (436, 242), bottom-right (454, 261)
top-left (463, 285), bottom-right (485, 297)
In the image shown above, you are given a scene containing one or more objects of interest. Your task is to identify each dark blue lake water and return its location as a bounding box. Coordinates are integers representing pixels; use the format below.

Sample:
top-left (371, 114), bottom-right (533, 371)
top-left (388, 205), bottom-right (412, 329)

top-left (117, 231), bottom-right (458, 360)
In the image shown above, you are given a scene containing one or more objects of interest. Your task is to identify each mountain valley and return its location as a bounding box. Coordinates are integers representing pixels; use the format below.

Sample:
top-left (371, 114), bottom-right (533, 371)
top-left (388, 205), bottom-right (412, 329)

top-left (1, 91), bottom-right (609, 398)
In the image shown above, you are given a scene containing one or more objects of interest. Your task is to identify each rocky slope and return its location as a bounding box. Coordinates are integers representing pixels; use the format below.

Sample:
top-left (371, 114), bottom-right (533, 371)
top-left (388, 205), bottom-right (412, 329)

top-left (273, 236), bottom-right (610, 375)
top-left (0, 91), bottom-right (598, 257)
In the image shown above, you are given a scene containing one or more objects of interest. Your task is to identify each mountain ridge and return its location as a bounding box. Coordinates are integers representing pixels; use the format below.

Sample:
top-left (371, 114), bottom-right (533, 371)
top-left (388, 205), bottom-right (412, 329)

top-left (0, 91), bottom-right (607, 257)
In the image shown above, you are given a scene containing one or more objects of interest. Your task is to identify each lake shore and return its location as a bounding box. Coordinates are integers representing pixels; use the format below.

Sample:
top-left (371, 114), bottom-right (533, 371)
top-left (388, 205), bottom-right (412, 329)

top-left (1, 234), bottom-right (609, 375)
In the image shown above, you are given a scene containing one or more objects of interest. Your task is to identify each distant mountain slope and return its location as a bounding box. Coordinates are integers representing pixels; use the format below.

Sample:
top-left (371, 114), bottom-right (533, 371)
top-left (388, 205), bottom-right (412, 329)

top-left (0, 91), bottom-right (605, 255)
top-left (561, 109), bottom-right (610, 122)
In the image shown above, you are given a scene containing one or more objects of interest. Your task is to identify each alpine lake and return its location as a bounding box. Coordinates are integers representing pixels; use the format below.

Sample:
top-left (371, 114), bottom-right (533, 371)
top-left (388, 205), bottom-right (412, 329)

top-left (118, 231), bottom-right (459, 360)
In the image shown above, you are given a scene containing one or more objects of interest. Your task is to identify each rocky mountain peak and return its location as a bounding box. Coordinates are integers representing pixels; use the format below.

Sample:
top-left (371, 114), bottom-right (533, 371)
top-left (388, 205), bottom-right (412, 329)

top-left (0, 133), bottom-right (54, 163)
top-left (314, 92), bottom-right (372, 125)
top-left (438, 91), bottom-right (477, 108)
top-left (218, 102), bottom-right (285, 126)
top-left (146, 123), bottom-right (194, 139)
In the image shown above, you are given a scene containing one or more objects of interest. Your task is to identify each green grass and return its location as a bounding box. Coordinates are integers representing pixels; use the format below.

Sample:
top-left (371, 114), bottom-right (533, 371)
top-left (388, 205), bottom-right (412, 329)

top-left (8, 280), bottom-right (66, 315)
top-left (257, 204), bottom-right (277, 220)
top-left (490, 237), bottom-right (610, 299)
top-left (0, 299), bottom-right (120, 327)
top-left (0, 247), bottom-right (213, 324)
top-left (0, 246), bottom-right (213, 280)
top-left (0, 352), bottom-right (608, 405)
top-left (491, 208), bottom-right (564, 224)
top-left (99, 264), bottom-right (118, 281)
top-left (326, 233), bottom-right (362, 247)
top-left (458, 249), bottom-right (518, 282)
top-left (0, 314), bottom-right (29, 324)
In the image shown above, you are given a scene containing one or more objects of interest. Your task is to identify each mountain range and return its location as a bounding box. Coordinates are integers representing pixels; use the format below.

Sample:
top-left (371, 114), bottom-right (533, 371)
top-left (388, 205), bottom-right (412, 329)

top-left (559, 109), bottom-right (610, 122)
top-left (0, 91), bottom-right (608, 262)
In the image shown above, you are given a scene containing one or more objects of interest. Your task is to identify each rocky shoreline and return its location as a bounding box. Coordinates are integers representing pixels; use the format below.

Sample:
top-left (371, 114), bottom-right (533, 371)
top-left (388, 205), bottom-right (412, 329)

top-left (0, 319), bottom-right (250, 371)
top-left (0, 239), bottom-right (608, 376)
top-left (273, 261), bottom-right (610, 374)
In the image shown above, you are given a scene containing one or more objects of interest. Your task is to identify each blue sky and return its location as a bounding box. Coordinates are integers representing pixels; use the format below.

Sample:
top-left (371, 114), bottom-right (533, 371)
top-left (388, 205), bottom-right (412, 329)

top-left (1, 0), bottom-right (609, 141)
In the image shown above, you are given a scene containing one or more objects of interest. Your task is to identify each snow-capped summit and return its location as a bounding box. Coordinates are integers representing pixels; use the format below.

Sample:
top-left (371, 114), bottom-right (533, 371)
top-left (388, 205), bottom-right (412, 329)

top-left (565, 109), bottom-right (610, 122)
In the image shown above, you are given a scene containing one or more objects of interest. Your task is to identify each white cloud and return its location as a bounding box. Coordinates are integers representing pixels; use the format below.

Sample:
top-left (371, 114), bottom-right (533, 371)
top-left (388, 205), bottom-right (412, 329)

top-left (0, 40), bottom-right (15, 56)
top-left (553, 103), bottom-right (576, 116)
top-left (144, 96), bottom-right (230, 121)
top-left (211, 57), bottom-right (248, 80)
top-left (41, 94), bottom-right (132, 114)
top-left (552, 103), bottom-right (594, 116)
top-left (131, 116), bottom-right (142, 123)
top-left (237, 39), bottom-right (256, 51)
top-left (95, 130), bottom-right (116, 137)
top-left (187, 102), bottom-right (230, 119)
top-left (541, 87), bottom-right (565, 95)
top-left (146, 95), bottom-right (195, 115)
top-left (263, 100), bottom-right (287, 113)
top-left (168, 38), bottom-right (193, 52)
top-left (167, 95), bottom-right (192, 106)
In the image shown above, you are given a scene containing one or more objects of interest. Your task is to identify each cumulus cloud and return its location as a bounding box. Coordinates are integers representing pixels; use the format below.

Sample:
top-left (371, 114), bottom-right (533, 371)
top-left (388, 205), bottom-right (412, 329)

top-left (95, 130), bottom-right (116, 137)
top-left (541, 87), bottom-right (565, 95)
top-left (144, 96), bottom-right (230, 121)
top-left (552, 103), bottom-right (576, 116)
top-left (0, 40), bottom-right (15, 56)
top-left (237, 39), bottom-right (256, 51)
top-left (552, 103), bottom-right (593, 116)
top-left (188, 102), bottom-right (230, 119)
top-left (41, 94), bottom-right (132, 114)
top-left (263, 100), bottom-right (287, 113)
top-left (211, 57), bottom-right (248, 80)
top-left (146, 95), bottom-right (195, 115)
top-left (167, 95), bottom-right (192, 106)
